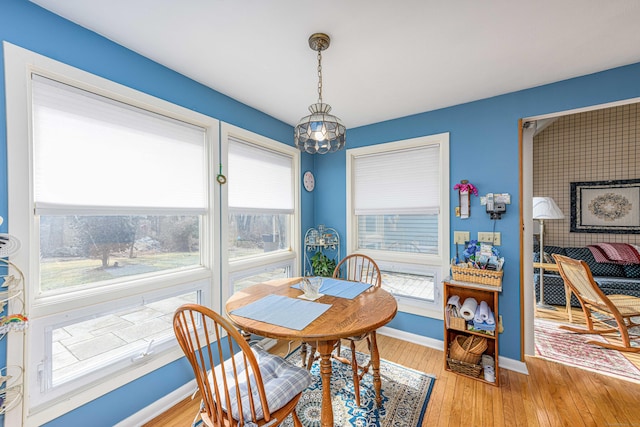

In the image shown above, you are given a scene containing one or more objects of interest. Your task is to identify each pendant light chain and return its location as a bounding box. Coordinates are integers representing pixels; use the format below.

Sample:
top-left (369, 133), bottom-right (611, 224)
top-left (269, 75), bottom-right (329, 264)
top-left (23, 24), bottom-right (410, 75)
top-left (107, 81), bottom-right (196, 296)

top-left (317, 48), bottom-right (323, 104)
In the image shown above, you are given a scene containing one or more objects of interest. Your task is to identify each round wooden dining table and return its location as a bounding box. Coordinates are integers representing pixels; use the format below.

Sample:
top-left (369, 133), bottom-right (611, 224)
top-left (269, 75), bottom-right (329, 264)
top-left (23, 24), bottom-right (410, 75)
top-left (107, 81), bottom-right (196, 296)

top-left (225, 277), bottom-right (398, 427)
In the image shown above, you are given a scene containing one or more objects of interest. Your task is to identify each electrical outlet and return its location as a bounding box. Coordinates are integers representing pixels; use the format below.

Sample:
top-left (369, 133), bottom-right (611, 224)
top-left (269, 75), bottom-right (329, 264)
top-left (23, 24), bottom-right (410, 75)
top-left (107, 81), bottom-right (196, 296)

top-left (453, 231), bottom-right (469, 244)
top-left (478, 232), bottom-right (501, 245)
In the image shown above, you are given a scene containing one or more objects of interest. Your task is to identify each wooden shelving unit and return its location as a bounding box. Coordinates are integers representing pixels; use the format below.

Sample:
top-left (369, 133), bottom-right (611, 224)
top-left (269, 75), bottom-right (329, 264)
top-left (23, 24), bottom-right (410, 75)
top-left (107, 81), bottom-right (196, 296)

top-left (443, 277), bottom-right (501, 386)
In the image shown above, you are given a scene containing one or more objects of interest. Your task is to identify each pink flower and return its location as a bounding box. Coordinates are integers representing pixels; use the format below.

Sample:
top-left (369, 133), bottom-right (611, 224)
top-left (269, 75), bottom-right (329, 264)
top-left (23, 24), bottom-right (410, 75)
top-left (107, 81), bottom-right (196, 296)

top-left (454, 182), bottom-right (478, 196)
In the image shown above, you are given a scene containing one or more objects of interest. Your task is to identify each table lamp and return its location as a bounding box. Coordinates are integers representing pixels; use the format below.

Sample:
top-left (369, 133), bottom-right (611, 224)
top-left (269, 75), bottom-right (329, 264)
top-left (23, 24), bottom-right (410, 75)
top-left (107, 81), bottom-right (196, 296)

top-left (533, 197), bottom-right (564, 309)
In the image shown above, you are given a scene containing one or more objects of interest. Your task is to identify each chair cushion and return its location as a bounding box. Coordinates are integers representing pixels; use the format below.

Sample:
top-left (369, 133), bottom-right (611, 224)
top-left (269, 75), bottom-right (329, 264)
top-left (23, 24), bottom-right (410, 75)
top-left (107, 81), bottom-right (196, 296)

top-left (210, 345), bottom-right (312, 423)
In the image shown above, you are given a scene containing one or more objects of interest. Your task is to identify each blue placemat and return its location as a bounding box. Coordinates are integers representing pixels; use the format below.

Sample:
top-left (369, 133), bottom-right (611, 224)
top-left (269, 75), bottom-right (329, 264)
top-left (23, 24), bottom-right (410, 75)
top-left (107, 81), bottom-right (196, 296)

top-left (292, 278), bottom-right (371, 299)
top-left (229, 294), bottom-right (331, 330)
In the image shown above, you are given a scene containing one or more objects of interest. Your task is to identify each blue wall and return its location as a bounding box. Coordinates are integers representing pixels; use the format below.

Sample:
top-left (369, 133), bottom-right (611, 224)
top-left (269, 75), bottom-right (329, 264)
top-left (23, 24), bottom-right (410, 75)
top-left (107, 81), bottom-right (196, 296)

top-left (0, 1), bottom-right (313, 426)
top-left (315, 64), bottom-right (640, 362)
top-left (3, 0), bottom-right (640, 424)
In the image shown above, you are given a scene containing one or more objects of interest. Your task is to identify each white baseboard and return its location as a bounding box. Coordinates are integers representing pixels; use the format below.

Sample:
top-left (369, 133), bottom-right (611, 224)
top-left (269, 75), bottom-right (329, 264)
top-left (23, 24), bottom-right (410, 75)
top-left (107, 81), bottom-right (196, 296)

top-left (377, 326), bottom-right (445, 351)
top-left (114, 380), bottom-right (197, 427)
top-left (498, 355), bottom-right (529, 374)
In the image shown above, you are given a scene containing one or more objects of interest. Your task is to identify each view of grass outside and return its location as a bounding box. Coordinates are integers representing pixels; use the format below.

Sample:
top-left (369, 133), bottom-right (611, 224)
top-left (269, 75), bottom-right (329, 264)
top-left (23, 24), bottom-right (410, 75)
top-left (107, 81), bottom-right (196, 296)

top-left (39, 214), bottom-right (201, 292)
top-left (40, 252), bottom-right (200, 291)
top-left (228, 213), bottom-right (289, 260)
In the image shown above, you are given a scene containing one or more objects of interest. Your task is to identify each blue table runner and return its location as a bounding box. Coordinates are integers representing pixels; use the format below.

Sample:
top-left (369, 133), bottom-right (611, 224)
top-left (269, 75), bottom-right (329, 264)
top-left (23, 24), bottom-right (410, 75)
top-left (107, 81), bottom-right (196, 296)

top-left (292, 278), bottom-right (371, 299)
top-left (229, 294), bottom-right (331, 331)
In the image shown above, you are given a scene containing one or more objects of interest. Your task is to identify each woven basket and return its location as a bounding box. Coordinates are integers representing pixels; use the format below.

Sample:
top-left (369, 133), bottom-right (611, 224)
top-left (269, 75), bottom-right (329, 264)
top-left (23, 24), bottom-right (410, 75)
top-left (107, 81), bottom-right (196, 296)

top-left (447, 358), bottom-right (482, 378)
top-left (451, 265), bottom-right (503, 287)
top-left (449, 316), bottom-right (467, 332)
top-left (449, 335), bottom-right (488, 364)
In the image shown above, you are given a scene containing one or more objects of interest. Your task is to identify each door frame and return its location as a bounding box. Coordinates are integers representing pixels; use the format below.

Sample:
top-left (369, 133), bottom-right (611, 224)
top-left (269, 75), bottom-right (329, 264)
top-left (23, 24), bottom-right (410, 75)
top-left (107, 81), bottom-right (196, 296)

top-left (520, 96), bottom-right (640, 358)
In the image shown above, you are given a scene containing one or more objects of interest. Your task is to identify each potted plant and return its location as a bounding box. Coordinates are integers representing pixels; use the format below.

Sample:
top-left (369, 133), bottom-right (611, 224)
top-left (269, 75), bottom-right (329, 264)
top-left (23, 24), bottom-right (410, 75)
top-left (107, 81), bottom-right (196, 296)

top-left (310, 251), bottom-right (337, 277)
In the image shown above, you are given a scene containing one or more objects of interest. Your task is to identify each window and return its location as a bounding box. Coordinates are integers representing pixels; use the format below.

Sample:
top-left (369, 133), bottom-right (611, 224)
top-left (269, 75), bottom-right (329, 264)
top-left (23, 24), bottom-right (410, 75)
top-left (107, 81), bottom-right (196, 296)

top-left (222, 124), bottom-right (299, 302)
top-left (5, 44), bottom-right (219, 422)
top-left (346, 134), bottom-right (449, 317)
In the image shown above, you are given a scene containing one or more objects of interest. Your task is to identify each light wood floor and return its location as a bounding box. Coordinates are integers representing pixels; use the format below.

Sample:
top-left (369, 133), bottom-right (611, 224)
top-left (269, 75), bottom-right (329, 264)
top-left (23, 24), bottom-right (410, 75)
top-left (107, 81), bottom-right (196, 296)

top-left (144, 331), bottom-right (640, 427)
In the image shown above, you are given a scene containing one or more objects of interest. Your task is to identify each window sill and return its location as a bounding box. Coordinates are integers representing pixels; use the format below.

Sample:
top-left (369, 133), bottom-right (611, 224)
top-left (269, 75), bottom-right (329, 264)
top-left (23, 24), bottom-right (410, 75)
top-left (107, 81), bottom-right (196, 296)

top-left (394, 295), bottom-right (443, 319)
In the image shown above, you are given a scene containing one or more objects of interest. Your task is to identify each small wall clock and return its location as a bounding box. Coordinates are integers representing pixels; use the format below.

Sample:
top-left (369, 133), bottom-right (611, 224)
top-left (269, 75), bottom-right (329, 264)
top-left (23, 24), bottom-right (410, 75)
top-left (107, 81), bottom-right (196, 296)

top-left (303, 171), bottom-right (315, 192)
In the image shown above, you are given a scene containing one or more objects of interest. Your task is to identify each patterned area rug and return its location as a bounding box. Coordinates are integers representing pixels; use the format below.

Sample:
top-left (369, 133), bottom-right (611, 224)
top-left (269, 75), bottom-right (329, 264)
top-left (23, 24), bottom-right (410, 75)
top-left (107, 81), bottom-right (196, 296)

top-left (280, 346), bottom-right (435, 427)
top-left (535, 318), bottom-right (640, 382)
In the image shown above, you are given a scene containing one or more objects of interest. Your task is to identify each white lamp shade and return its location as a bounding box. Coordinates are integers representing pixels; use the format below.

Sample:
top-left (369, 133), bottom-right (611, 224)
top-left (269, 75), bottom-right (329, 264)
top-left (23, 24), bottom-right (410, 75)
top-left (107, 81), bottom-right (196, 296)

top-left (533, 197), bottom-right (565, 220)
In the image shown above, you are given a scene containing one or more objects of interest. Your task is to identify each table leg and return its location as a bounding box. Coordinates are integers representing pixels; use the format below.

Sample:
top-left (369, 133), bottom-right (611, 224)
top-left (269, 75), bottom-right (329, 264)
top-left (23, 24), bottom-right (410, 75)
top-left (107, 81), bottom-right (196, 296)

top-left (317, 340), bottom-right (337, 427)
top-left (369, 331), bottom-right (382, 406)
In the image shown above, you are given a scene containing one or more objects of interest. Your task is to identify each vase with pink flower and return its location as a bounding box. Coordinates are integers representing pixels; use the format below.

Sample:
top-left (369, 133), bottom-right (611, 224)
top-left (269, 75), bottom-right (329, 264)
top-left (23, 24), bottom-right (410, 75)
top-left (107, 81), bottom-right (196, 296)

top-left (454, 180), bottom-right (478, 218)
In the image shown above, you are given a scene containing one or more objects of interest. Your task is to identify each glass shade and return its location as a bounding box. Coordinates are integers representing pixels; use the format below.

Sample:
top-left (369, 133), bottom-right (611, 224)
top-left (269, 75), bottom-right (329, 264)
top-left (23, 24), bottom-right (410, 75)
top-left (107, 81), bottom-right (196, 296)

top-left (294, 103), bottom-right (346, 154)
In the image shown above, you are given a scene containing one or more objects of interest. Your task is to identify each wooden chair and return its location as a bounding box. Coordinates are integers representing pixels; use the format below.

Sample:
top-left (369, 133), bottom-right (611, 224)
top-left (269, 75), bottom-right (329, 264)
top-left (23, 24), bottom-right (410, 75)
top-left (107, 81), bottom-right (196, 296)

top-left (304, 254), bottom-right (383, 406)
top-left (552, 254), bottom-right (640, 352)
top-left (173, 304), bottom-right (312, 427)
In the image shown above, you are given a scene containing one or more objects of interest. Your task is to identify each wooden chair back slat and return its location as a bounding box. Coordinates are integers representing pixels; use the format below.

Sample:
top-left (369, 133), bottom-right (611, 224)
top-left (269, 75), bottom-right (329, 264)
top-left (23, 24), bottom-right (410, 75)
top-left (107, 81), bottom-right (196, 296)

top-left (333, 253), bottom-right (382, 288)
top-left (173, 304), bottom-right (272, 426)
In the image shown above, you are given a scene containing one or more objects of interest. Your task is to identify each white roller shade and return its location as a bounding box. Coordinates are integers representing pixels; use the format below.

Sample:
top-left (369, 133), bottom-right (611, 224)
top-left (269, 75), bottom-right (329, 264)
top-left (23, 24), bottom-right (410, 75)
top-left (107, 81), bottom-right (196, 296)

top-left (32, 74), bottom-right (207, 214)
top-left (228, 137), bottom-right (294, 214)
top-left (354, 145), bottom-right (440, 215)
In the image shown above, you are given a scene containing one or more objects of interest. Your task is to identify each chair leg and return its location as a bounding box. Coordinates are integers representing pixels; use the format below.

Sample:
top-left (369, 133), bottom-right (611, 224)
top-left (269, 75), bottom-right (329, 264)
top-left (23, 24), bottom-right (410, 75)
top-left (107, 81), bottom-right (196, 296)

top-left (588, 339), bottom-right (640, 353)
top-left (559, 311), bottom-right (640, 353)
top-left (350, 339), bottom-right (360, 407)
top-left (292, 410), bottom-right (303, 427)
top-left (306, 342), bottom-right (317, 370)
top-left (300, 341), bottom-right (307, 368)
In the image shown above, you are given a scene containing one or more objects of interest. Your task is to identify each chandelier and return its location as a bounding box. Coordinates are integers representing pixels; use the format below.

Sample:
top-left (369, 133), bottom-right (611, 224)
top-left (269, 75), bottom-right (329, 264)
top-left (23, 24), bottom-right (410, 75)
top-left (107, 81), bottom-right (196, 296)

top-left (294, 33), bottom-right (346, 154)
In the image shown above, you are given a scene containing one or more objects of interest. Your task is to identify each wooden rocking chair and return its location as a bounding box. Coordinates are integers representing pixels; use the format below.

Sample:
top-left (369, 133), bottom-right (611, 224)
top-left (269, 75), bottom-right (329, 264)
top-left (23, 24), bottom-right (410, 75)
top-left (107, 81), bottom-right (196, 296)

top-left (552, 254), bottom-right (640, 353)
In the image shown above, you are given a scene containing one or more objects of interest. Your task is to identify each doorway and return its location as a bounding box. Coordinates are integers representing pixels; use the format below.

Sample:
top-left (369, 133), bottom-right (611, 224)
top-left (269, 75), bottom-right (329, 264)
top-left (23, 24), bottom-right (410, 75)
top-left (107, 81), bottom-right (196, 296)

top-left (522, 100), bottom-right (640, 374)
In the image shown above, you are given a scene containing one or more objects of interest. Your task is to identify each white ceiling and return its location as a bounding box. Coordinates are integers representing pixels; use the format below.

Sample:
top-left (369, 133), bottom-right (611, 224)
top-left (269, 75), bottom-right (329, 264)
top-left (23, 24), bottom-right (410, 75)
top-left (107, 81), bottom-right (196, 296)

top-left (30, 0), bottom-right (640, 129)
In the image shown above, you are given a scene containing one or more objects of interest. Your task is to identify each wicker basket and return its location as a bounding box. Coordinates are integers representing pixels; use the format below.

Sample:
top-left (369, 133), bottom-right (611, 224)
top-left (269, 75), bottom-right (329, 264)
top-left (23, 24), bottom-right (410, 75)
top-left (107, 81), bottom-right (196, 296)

top-left (449, 316), bottom-right (467, 332)
top-left (447, 357), bottom-right (482, 377)
top-left (451, 265), bottom-right (503, 287)
top-left (449, 335), bottom-right (488, 364)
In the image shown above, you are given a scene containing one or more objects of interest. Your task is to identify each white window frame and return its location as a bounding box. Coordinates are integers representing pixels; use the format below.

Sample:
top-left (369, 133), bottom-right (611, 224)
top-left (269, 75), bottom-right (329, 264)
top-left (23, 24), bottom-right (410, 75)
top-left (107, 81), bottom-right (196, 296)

top-left (346, 133), bottom-right (450, 318)
top-left (4, 42), bottom-right (221, 426)
top-left (220, 123), bottom-right (300, 305)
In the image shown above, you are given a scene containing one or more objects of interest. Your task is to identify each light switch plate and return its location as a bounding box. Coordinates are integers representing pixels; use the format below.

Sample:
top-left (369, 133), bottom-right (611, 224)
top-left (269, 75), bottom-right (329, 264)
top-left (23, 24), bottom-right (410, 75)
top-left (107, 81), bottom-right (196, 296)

top-left (453, 231), bottom-right (470, 244)
top-left (478, 232), bottom-right (501, 245)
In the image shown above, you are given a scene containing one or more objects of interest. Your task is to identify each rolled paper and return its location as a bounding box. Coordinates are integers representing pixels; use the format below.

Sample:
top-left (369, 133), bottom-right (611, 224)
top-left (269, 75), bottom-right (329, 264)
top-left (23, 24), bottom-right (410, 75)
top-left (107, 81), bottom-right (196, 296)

top-left (447, 295), bottom-right (461, 310)
top-left (486, 309), bottom-right (495, 325)
top-left (460, 297), bottom-right (478, 320)
top-left (484, 367), bottom-right (496, 383)
top-left (481, 354), bottom-right (495, 368)
top-left (474, 305), bottom-right (483, 323)
top-left (479, 300), bottom-right (490, 321)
